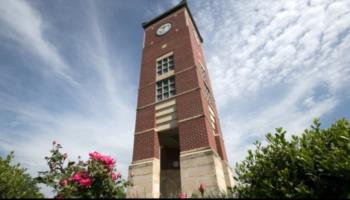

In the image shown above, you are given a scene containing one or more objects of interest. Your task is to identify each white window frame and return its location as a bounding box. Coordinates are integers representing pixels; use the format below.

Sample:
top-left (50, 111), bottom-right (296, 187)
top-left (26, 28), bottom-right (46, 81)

top-left (156, 76), bottom-right (176, 102)
top-left (156, 54), bottom-right (174, 76)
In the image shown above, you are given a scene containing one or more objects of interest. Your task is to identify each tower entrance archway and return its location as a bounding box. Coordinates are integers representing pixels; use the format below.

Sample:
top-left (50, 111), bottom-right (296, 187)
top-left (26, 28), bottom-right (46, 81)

top-left (158, 128), bottom-right (181, 198)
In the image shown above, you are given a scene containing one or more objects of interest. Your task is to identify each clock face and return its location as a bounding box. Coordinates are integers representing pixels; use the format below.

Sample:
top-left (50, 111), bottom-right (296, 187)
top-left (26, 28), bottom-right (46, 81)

top-left (156, 23), bottom-right (172, 36)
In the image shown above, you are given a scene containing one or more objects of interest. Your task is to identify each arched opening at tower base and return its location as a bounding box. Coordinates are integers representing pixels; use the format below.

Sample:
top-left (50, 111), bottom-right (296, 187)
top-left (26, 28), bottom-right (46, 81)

top-left (158, 128), bottom-right (181, 197)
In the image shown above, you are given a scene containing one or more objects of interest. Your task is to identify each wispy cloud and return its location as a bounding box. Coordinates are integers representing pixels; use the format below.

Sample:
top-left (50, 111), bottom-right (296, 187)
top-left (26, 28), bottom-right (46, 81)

top-left (190, 0), bottom-right (350, 164)
top-left (0, 0), bottom-right (78, 85)
top-left (0, 0), bottom-right (135, 189)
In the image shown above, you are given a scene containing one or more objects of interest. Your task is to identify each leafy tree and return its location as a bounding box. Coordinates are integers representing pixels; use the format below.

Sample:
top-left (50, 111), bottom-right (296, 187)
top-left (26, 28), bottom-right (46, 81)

top-left (0, 152), bottom-right (44, 198)
top-left (36, 142), bottom-right (127, 198)
top-left (233, 118), bottom-right (350, 198)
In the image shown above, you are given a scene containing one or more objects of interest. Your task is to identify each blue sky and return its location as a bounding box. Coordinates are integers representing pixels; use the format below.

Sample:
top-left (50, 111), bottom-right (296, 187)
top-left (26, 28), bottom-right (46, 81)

top-left (0, 0), bottom-right (350, 195)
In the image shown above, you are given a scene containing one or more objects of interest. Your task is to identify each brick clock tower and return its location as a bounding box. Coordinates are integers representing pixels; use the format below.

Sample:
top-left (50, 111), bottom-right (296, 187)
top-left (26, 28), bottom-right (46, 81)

top-left (127, 0), bottom-right (234, 197)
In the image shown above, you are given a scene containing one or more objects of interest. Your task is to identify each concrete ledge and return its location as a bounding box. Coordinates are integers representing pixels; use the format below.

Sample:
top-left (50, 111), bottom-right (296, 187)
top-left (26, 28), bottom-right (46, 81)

top-left (180, 146), bottom-right (220, 158)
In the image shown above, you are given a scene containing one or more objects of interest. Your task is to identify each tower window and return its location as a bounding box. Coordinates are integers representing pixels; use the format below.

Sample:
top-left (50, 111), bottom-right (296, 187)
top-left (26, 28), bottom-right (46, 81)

top-left (208, 105), bottom-right (216, 134)
top-left (157, 55), bottom-right (174, 76)
top-left (200, 63), bottom-right (206, 81)
top-left (204, 82), bottom-right (212, 105)
top-left (156, 76), bottom-right (176, 101)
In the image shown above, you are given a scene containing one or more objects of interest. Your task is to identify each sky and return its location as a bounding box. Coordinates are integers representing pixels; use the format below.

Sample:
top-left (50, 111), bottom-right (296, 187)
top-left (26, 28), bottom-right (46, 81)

top-left (0, 0), bottom-right (350, 196)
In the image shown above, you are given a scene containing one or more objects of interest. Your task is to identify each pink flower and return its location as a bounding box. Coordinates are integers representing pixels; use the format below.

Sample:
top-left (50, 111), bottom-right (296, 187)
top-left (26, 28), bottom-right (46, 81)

top-left (72, 172), bottom-right (93, 187)
top-left (102, 156), bottom-right (115, 169)
top-left (72, 172), bottom-right (82, 182)
top-left (79, 178), bottom-right (92, 187)
top-left (199, 183), bottom-right (206, 195)
top-left (178, 193), bottom-right (187, 199)
top-left (89, 151), bottom-right (102, 160)
top-left (63, 153), bottom-right (68, 159)
top-left (89, 152), bottom-right (116, 170)
top-left (112, 172), bottom-right (121, 181)
top-left (59, 179), bottom-right (68, 187)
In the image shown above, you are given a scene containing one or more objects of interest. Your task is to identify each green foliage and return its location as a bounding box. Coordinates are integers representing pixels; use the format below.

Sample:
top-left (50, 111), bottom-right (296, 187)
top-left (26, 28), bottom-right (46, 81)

top-left (36, 142), bottom-right (128, 198)
top-left (233, 118), bottom-right (350, 198)
top-left (0, 152), bottom-right (44, 198)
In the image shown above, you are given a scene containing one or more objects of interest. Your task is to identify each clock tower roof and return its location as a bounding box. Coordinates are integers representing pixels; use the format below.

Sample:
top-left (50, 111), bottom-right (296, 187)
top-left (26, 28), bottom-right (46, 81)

top-left (142, 0), bottom-right (203, 42)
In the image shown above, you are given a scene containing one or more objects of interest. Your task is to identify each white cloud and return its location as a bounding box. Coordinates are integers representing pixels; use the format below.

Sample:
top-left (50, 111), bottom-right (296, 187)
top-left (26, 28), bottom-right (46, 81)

top-left (191, 0), bottom-right (350, 165)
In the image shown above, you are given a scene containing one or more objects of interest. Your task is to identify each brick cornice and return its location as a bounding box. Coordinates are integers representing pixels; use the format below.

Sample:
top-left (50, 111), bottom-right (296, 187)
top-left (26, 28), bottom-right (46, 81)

top-left (131, 157), bottom-right (159, 166)
top-left (179, 146), bottom-right (220, 159)
top-left (134, 128), bottom-right (155, 135)
top-left (178, 114), bottom-right (204, 123)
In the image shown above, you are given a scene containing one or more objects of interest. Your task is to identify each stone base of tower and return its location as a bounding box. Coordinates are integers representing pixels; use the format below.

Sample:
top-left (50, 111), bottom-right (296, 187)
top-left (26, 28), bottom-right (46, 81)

top-left (179, 147), bottom-right (231, 196)
top-left (222, 160), bottom-right (235, 189)
top-left (127, 158), bottom-right (160, 198)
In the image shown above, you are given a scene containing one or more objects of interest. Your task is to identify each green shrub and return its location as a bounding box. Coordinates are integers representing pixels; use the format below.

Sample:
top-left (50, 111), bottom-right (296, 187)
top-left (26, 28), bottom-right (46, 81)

top-left (0, 152), bottom-right (44, 198)
top-left (233, 118), bottom-right (350, 198)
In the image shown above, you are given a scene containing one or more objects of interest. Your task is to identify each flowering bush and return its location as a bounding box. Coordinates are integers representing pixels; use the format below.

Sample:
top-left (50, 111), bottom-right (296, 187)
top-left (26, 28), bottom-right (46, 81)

top-left (36, 142), bottom-right (127, 198)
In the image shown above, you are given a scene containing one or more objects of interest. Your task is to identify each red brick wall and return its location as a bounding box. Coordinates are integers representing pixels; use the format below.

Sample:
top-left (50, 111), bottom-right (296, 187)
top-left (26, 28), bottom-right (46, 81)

top-left (132, 130), bottom-right (159, 161)
top-left (132, 6), bottom-right (229, 162)
top-left (137, 84), bottom-right (155, 107)
top-left (175, 68), bottom-right (198, 93)
top-left (135, 105), bottom-right (155, 133)
top-left (179, 117), bottom-right (209, 152)
top-left (176, 89), bottom-right (202, 120)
